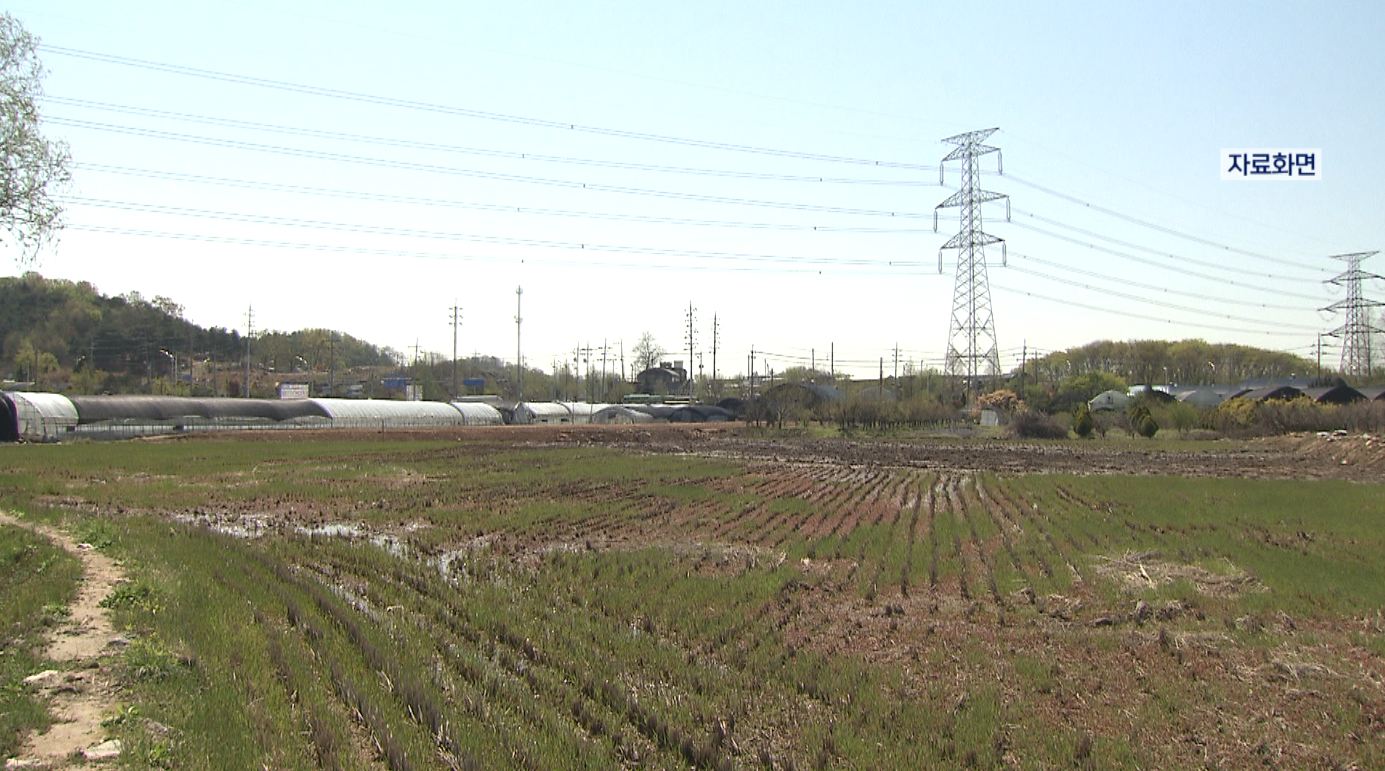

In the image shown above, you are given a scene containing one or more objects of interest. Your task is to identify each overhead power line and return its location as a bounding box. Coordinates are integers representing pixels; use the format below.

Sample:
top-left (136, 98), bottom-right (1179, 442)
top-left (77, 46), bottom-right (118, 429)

top-left (64, 223), bottom-right (937, 278)
top-left (60, 195), bottom-right (930, 269)
top-left (1009, 252), bottom-right (1306, 312)
top-left (46, 96), bottom-right (933, 186)
top-left (73, 163), bottom-right (932, 234)
top-left (1007, 174), bottom-right (1329, 274)
top-left (40, 44), bottom-right (933, 170)
top-left (1011, 209), bottom-right (1320, 282)
top-left (1007, 219), bottom-right (1326, 302)
top-left (991, 282), bottom-right (1308, 338)
top-left (1005, 264), bottom-right (1319, 332)
top-left (50, 117), bottom-right (932, 219)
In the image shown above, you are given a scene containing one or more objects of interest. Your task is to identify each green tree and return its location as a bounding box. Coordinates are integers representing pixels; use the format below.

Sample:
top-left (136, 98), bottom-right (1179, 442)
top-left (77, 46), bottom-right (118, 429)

top-left (1, 14), bottom-right (69, 265)
top-left (1073, 402), bottom-right (1094, 437)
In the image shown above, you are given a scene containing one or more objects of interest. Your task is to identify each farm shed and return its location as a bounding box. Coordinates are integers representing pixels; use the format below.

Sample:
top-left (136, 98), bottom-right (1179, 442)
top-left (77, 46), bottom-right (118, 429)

top-left (592, 405), bottom-right (655, 424)
top-left (762, 382), bottom-right (843, 411)
top-left (313, 398), bottom-right (467, 428)
top-left (1229, 386), bottom-right (1303, 402)
top-left (513, 402), bottom-right (573, 425)
top-left (448, 402), bottom-right (504, 425)
top-left (1175, 387), bottom-right (1230, 409)
top-left (1088, 389), bottom-right (1130, 412)
top-left (631, 405), bottom-right (677, 420)
top-left (558, 402), bottom-right (615, 425)
top-left (716, 397), bottom-right (746, 418)
top-left (668, 405), bottom-right (734, 423)
top-left (1357, 386), bottom-right (1385, 402)
top-left (3, 391), bottom-right (78, 441)
top-left (1127, 385), bottom-right (1176, 403)
top-left (1302, 385), bottom-right (1366, 405)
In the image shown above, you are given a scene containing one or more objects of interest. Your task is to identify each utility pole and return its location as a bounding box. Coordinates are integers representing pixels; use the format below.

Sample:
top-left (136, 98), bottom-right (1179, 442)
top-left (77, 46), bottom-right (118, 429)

top-left (1316, 334), bottom-right (1323, 381)
top-left (711, 314), bottom-right (718, 397)
top-left (685, 302), bottom-right (697, 399)
top-left (811, 347), bottom-right (816, 375)
top-left (830, 342), bottom-right (835, 382)
top-left (450, 303), bottom-right (462, 398)
top-left (619, 339), bottom-right (626, 383)
top-left (328, 332), bottom-right (336, 397)
top-left (1321, 251), bottom-right (1383, 380)
top-left (515, 286), bottom-right (523, 399)
top-left (244, 305), bottom-right (254, 398)
top-left (748, 345), bottom-right (755, 398)
top-left (935, 127), bottom-right (1011, 402)
top-left (600, 339), bottom-right (609, 402)
top-left (893, 343), bottom-right (899, 382)
top-left (1019, 340), bottom-right (1027, 394)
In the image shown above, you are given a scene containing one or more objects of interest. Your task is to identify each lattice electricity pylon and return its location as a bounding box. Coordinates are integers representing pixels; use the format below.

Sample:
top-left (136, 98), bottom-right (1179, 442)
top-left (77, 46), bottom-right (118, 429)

top-left (934, 128), bottom-right (1011, 393)
top-left (1321, 251), bottom-right (1384, 379)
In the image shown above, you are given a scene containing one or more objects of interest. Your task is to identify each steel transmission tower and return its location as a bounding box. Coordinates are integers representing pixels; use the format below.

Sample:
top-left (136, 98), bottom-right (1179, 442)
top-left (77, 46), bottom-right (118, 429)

top-left (934, 128), bottom-right (1010, 396)
top-left (1322, 251), bottom-right (1383, 379)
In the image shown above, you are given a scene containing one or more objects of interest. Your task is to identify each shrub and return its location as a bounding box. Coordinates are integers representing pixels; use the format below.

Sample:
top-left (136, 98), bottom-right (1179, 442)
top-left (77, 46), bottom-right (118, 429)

top-left (1072, 403), bottom-right (1094, 438)
top-left (1009, 410), bottom-right (1068, 439)
top-left (1128, 402), bottom-right (1158, 439)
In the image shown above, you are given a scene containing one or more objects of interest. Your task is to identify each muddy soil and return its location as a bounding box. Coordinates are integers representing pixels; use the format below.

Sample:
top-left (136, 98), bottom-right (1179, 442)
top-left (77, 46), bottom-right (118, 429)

top-left (196, 423), bottom-right (1382, 481)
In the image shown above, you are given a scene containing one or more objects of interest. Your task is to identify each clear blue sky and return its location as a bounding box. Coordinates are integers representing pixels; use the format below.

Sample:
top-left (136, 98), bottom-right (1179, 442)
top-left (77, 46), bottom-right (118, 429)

top-left (4, 0), bottom-right (1382, 379)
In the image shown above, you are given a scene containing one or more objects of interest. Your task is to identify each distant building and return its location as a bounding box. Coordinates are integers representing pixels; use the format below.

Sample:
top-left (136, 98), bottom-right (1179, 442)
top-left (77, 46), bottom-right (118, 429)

top-left (1228, 385), bottom-right (1303, 402)
top-left (1302, 385), bottom-right (1366, 405)
top-left (1174, 386), bottom-right (1232, 409)
top-left (634, 361), bottom-right (687, 394)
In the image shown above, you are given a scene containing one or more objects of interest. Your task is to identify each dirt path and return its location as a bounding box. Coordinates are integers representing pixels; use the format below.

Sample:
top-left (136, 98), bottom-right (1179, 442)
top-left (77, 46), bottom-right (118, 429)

top-left (2, 512), bottom-right (125, 769)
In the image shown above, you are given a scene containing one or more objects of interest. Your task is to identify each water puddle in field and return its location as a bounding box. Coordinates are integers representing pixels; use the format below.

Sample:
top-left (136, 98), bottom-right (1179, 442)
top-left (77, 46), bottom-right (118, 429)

top-left (175, 511), bottom-right (484, 581)
top-left (297, 522), bottom-right (364, 539)
top-left (174, 512), bottom-right (272, 539)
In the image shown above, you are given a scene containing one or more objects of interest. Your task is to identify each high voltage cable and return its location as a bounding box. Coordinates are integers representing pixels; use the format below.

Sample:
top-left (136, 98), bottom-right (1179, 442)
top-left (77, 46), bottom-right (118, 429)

top-left (60, 196), bottom-right (931, 268)
top-left (1005, 264), bottom-right (1318, 332)
top-left (1011, 208), bottom-right (1319, 282)
top-left (46, 96), bottom-right (933, 186)
top-left (1008, 252), bottom-right (1305, 312)
top-left (41, 46), bottom-right (1335, 283)
top-left (1007, 174), bottom-right (1329, 274)
top-left (50, 118), bottom-right (931, 219)
top-left (1007, 220), bottom-right (1325, 302)
top-left (64, 196), bottom-right (1322, 335)
top-left (40, 44), bottom-right (933, 170)
top-left (73, 163), bottom-right (932, 234)
top-left (64, 224), bottom-right (935, 277)
top-left (991, 282), bottom-right (1307, 338)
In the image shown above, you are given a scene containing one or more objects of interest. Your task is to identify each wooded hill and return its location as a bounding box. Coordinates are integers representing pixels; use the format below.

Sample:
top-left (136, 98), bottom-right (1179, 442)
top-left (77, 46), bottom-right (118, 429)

top-left (2, 273), bottom-right (395, 393)
top-left (1023, 339), bottom-right (1318, 387)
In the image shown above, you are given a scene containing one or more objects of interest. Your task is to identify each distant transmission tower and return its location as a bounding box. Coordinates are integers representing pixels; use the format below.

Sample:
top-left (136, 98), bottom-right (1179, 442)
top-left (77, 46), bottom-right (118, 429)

top-left (1322, 251), bottom-right (1383, 379)
top-left (934, 127), bottom-right (1010, 397)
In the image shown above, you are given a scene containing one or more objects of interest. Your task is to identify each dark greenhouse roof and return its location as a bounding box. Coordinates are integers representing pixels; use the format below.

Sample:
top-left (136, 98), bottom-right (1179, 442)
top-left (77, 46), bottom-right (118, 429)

top-left (67, 395), bottom-right (330, 424)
